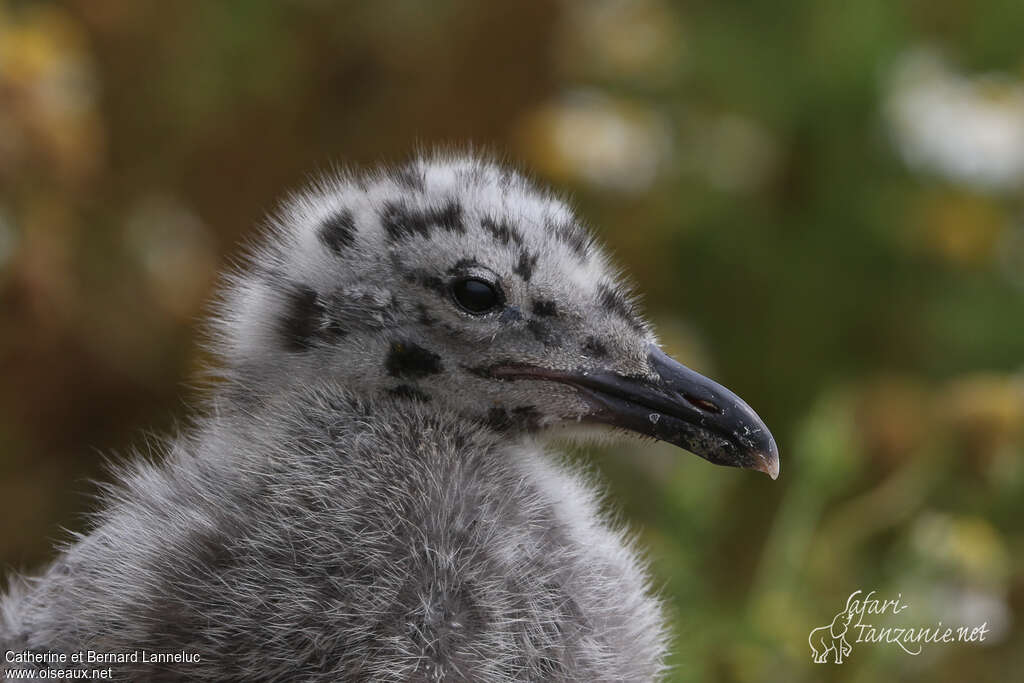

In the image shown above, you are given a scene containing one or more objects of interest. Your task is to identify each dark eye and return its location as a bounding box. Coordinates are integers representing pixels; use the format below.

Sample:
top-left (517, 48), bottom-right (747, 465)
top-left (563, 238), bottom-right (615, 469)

top-left (451, 277), bottom-right (501, 314)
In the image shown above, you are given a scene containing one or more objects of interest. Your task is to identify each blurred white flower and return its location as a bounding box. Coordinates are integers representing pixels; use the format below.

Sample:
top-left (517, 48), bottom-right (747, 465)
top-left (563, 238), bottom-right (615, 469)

top-left (885, 49), bottom-right (1024, 191)
top-left (930, 585), bottom-right (1013, 644)
top-left (521, 89), bottom-right (671, 193)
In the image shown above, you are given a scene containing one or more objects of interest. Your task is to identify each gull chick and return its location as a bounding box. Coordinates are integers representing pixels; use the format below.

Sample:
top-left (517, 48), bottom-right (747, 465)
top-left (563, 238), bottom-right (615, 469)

top-left (1, 153), bottom-right (778, 681)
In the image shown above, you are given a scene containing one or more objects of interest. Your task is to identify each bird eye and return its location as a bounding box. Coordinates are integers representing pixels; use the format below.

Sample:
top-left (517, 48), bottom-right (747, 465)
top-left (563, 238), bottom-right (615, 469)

top-left (451, 277), bottom-right (501, 314)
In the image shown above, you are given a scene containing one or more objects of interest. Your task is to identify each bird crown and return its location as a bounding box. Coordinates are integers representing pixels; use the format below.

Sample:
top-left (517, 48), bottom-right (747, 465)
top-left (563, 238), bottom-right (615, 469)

top-left (210, 151), bottom-right (653, 434)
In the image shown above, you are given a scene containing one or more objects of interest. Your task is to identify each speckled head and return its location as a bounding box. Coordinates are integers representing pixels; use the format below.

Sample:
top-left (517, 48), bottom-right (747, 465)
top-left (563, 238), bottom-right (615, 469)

top-left (213, 152), bottom-right (778, 479)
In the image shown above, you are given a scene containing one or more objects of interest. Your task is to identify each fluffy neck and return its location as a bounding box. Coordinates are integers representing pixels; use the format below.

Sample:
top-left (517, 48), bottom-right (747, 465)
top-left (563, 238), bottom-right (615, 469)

top-left (4, 381), bottom-right (667, 680)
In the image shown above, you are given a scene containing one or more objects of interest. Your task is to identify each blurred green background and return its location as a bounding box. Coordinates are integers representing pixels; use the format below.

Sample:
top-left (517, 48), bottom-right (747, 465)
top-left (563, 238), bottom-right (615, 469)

top-left (2, 1), bottom-right (1023, 680)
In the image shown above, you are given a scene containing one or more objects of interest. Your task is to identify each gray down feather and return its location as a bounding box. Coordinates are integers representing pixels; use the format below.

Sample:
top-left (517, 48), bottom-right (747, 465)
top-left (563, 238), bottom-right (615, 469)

top-left (2, 153), bottom-right (671, 681)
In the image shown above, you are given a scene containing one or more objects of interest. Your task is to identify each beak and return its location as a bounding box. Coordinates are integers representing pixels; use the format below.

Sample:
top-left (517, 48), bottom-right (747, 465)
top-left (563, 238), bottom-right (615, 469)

top-left (492, 344), bottom-right (779, 478)
top-left (578, 345), bottom-right (778, 478)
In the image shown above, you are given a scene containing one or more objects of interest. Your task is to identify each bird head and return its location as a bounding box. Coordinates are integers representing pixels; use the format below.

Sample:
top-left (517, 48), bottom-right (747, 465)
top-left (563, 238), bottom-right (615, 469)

top-left (215, 153), bottom-right (778, 479)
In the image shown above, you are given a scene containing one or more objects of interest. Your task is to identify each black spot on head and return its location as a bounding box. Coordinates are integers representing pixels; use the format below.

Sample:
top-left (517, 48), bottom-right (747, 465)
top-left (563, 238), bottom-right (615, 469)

top-left (552, 220), bottom-right (591, 261)
top-left (387, 384), bottom-right (432, 402)
top-left (405, 269), bottom-right (448, 297)
top-left (324, 316), bottom-right (347, 340)
top-left (481, 215), bottom-right (524, 247)
top-left (318, 209), bottom-right (356, 255)
top-left (280, 285), bottom-right (325, 351)
top-left (513, 249), bottom-right (539, 282)
top-left (379, 202), bottom-right (416, 241)
top-left (597, 283), bottom-right (646, 333)
top-left (430, 199), bottom-right (465, 234)
top-left (448, 258), bottom-right (483, 275)
top-left (484, 405), bottom-right (542, 433)
top-left (381, 200), bottom-right (465, 242)
top-left (386, 341), bottom-right (443, 378)
top-left (416, 303), bottom-right (436, 326)
top-left (393, 165), bottom-right (426, 192)
top-left (526, 319), bottom-right (560, 347)
top-left (382, 201), bottom-right (429, 241)
top-left (423, 275), bottom-right (447, 296)
top-left (531, 299), bottom-right (558, 317)
top-left (582, 336), bottom-right (608, 358)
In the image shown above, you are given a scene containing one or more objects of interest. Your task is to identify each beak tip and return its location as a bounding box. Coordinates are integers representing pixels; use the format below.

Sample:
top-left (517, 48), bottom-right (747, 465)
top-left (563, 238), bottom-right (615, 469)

top-left (755, 441), bottom-right (780, 480)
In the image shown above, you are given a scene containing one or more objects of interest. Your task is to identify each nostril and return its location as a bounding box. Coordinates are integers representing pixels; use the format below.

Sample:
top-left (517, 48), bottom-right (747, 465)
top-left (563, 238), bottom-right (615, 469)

top-left (683, 393), bottom-right (721, 414)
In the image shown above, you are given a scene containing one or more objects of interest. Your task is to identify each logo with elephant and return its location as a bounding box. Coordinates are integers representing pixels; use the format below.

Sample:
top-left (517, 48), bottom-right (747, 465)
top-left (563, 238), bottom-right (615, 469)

top-left (808, 592), bottom-right (859, 663)
top-left (808, 588), bottom-right (991, 663)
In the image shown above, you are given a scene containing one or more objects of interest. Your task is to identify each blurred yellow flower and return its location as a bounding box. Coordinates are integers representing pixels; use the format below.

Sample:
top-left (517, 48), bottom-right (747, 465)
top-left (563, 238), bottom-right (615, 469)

top-left (0, 3), bottom-right (103, 184)
top-left (911, 512), bottom-right (1011, 586)
top-left (558, 0), bottom-right (683, 83)
top-left (909, 190), bottom-right (1007, 268)
top-left (943, 374), bottom-right (1024, 459)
